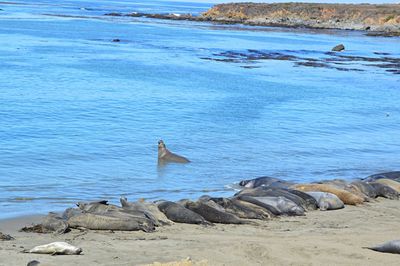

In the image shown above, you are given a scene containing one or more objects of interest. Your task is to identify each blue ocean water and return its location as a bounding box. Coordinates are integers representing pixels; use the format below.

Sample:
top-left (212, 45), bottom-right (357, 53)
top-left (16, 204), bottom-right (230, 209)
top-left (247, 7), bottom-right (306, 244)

top-left (0, 0), bottom-right (399, 219)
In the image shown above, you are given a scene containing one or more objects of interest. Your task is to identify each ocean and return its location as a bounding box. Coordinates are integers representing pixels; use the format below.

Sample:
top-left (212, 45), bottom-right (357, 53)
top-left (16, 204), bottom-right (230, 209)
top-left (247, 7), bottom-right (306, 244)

top-left (0, 0), bottom-right (399, 219)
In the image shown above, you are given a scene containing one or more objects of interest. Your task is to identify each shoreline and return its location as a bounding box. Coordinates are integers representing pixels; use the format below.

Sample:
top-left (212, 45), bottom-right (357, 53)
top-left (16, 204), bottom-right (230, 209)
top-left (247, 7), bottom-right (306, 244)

top-left (1, 198), bottom-right (399, 265)
top-left (105, 2), bottom-right (400, 37)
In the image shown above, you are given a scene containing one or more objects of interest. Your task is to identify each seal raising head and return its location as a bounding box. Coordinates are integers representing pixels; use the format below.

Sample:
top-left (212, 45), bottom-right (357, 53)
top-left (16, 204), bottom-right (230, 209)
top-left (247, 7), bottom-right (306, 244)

top-left (158, 140), bottom-right (190, 164)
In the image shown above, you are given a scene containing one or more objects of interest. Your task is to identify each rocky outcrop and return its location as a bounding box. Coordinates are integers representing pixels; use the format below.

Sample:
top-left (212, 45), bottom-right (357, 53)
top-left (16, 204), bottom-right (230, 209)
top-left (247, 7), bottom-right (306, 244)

top-left (201, 3), bottom-right (400, 34)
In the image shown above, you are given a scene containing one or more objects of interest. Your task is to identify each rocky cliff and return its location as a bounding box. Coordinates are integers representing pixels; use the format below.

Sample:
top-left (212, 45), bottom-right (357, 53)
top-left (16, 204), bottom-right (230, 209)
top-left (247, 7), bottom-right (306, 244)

top-left (201, 3), bottom-right (400, 34)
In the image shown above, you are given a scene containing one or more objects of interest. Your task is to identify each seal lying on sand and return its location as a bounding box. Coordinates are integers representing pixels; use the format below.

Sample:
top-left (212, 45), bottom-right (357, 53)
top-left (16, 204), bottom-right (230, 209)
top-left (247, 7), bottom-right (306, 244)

top-left (202, 196), bottom-right (273, 220)
top-left (292, 184), bottom-right (364, 205)
top-left (364, 240), bottom-right (400, 254)
top-left (120, 197), bottom-right (172, 226)
top-left (185, 200), bottom-right (249, 224)
top-left (367, 182), bottom-right (399, 200)
top-left (237, 195), bottom-right (304, 216)
top-left (236, 187), bottom-right (313, 211)
top-left (158, 140), bottom-right (190, 164)
top-left (23, 242), bottom-right (82, 255)
top-left (374, 179), bottom-right (400, 193)
top-left (350, 181), bottom-right (378, 199)
top-left (157, 201), bottom-right (210, 225)
top-left (363, 171), bottom-right (400, 182)
top-left (239, 176), bottom-right (293, 189)
top-left (68, 212), bottom-right (155, 232)
top-left (41, 213), bottom-right (69, 234)
top-left (305, 192), bottom-right (344, 211)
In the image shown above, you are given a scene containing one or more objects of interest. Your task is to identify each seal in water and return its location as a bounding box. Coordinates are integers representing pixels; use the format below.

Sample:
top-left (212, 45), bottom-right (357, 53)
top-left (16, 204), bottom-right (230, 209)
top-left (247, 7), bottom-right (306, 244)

top-left (157, 201), bottom-right (210, 225)
top-left (364, 240), bottom-right (400, 254)
top-left (305, 192), bottom-right (344, 211)
top-left (158, 140), bottom-right (190, 164)
top-left (23, 242), bottom-right (82, 255)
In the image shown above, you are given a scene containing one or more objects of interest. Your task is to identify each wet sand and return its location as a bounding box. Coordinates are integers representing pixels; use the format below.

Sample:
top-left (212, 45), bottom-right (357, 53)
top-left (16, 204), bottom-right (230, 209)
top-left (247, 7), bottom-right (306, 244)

top-left (0, 198), bottom-right (399, 265)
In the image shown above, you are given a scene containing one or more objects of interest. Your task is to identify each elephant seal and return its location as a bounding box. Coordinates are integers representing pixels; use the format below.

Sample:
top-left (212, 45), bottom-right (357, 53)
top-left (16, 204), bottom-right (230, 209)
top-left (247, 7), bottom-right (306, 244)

top-left (292, 184), bottom-right (364, 205)
top-left (184, 200), bottom-right (249, 224)
top-left (235, 187), bottom-right (311, 211)
top-left (41, 212), bottom-right (69, 234)
top-left (286, 189), bottom-right (319, 210)
top-left (375, 179), bottom-right (400, 193)
top-left (27, 260), bottom-right (40, 266)
top-left (236, 195), bottom-right (280, 216)
top-left (350, 181), bottom-right (378, 199)
top-left (23, 242), bottom-right (82, 255)
top-left (239, 176), bottom-right (293, 189)
top-left (120, 197), bottom-right (171, 226)
top-left (158, 140), bottom-right (190, 164)
top-left (157, 201), bottom-right (210, 225)
top-left (368, 182), bottom-right (399, 200)
top-left (68, 212), bottom-right (155, 232)
top-left (249, 196), bottom-right (305, 216)
top-left (62, 208), bottom-right (83, 220)
top-left (364, 240), bottom-right (400, 254)
top-left (204, 196), bottom-right (272, 220)
top-left (363, 171), bottom-right (400, 182)
top-left (305, 192), bottom-right (344, 211)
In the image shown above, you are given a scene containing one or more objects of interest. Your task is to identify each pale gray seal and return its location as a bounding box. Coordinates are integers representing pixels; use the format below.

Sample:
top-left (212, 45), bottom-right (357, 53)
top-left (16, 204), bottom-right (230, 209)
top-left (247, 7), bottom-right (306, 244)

top-left (157, 201), bottom-right (210, 225)
top-left (23, 242), bottom-right (82, 255)
top-left (184, 200), bottom-right (249, 224)
top-left (364, 240), bottom-right (400, 254)
top-left (305, 192), bottom-right (344, 211)
top-left (158, 140), bottom-right (190, 164)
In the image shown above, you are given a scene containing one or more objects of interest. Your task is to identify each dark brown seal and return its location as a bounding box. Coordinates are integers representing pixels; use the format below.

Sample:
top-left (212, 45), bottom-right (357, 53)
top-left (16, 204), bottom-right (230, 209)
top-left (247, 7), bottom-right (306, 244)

top-left (158, 140), bottom-right (190, 164)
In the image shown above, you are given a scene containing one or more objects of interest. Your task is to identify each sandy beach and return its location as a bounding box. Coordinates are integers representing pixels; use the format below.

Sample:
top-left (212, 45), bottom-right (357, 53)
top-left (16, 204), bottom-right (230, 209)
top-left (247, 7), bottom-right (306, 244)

top-left (1, 198), bottom-right (399, 266)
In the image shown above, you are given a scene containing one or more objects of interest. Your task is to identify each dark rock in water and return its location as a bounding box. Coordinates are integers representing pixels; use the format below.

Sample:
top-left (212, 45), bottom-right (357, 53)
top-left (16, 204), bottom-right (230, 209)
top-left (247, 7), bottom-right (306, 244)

top-left (368, 182), bottom-right (399, 199)
top-left (0, 232), bottom-right (14, 241)
top-left (157, 201), bottom-right (210, 225)
top-left (364, 240), bottom-right (400, 254)
top-left (112, 39), bottom-right (120, 42)
top-left (27, 260), bottom-right (40, 266)
top-left (332, 44), bottom-right (345, 52)
top-left (185, 200), bottom-right (246, 224)
top-left (363, 171), bottom-right (400, 182)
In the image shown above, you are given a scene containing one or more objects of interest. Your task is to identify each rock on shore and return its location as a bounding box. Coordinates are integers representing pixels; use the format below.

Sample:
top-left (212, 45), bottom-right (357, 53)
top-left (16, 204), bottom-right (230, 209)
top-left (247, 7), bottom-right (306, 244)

top-left (201, 3), bottom-right (400, 34)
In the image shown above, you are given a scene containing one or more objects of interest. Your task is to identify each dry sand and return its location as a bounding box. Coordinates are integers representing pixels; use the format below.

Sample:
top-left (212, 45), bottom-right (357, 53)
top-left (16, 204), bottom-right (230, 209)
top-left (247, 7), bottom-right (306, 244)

top-left (0, 198), bottom-right (399, 266)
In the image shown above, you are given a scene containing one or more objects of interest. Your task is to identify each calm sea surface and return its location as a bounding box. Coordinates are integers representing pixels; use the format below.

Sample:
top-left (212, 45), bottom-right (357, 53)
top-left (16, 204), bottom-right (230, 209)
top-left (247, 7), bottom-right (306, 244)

top-left (0, 0), bottom-right (399, 218)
